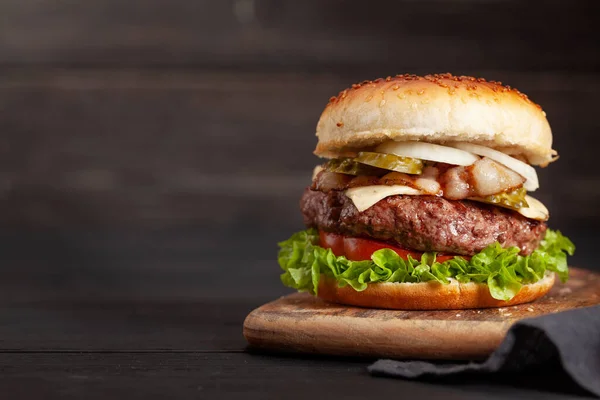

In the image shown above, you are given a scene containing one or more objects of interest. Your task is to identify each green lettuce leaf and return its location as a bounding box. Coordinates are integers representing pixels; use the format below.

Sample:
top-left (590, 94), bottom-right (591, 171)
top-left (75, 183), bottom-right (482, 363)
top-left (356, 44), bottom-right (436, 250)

top-left (278, 229), bottom-right (575, 301)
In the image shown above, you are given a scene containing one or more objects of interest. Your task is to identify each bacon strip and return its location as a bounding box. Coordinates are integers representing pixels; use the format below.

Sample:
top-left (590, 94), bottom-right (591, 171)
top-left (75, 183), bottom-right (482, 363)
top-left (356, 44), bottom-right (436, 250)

top-left (312, 157), bottom-right (525, 199)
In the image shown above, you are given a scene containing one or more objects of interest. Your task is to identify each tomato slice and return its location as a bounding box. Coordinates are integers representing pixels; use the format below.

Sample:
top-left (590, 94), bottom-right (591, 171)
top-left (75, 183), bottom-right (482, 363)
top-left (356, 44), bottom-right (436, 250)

top-left (318, 230), bottom-right (457, 262)
top-left (342, 237), bottom-right (422, 261)
top-left (433, 254), bottom-right (455, 263)
top-left (318, 230), bottom-right (345, 257)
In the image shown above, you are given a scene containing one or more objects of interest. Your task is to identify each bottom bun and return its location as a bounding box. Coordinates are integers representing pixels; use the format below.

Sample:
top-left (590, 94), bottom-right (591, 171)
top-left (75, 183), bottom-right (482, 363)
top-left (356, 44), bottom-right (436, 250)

top-left (317, 273), bottom-right (555, 310)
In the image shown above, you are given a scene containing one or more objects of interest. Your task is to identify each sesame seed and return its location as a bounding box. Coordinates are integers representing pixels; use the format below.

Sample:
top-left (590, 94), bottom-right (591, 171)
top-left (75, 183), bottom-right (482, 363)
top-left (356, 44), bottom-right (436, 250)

top-left (326, 73), bottom-right (542, 109)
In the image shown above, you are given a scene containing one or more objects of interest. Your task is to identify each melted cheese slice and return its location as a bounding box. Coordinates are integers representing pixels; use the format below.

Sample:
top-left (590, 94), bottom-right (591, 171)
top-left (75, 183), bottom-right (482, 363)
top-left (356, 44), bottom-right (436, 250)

top-left (518, 195), bottom-right (549, 221)
top-left (344, 185), bottom-right (549, 221)
top-left (345, 185), bottom-right (422, 212)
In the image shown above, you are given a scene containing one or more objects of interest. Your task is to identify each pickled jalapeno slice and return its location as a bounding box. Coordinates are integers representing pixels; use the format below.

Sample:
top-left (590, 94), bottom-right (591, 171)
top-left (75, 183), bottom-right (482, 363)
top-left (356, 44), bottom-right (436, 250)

top-left (477, 187), bottom-right (529, 210)
top-left (323, 158), bottom-right (385, 176)
top-left (355, 152), bottom-right (423, 175)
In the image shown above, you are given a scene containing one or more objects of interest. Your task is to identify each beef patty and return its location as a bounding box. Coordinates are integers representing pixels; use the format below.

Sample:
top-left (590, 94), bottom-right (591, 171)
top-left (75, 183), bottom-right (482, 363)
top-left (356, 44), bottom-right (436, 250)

top-left (300, 188), bottom-right (547, 256)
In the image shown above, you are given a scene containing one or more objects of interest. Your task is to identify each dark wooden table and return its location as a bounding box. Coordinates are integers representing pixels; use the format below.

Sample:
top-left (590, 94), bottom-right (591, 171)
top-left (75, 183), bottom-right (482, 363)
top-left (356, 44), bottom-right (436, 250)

top-left (0, 228), bottom-right (597, 399)
top-left (0, 1), bottom-right (598, 398)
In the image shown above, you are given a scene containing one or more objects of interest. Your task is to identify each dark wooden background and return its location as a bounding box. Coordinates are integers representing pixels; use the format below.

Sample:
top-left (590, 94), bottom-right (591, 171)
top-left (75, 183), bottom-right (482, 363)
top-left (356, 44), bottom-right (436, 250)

top-left (0, 0), bottom-right (598, 300)
top-left (1, 0), bottom-right (598, 228)
top-left (1, 0), bottom-right (599, 299)
top-left (0, 1), bottom-right (599, 398)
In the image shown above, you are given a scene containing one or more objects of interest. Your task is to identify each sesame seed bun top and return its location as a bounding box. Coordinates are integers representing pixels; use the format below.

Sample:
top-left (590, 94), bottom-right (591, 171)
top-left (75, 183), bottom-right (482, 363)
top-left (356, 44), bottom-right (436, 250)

top-left (315, 73), bottom-right (556, 166)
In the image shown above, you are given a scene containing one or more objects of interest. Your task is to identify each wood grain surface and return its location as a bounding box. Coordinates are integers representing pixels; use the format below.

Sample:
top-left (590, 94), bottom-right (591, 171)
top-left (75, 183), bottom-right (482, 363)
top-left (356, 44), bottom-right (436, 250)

top-left (1, 1), bottom-right (596, 71)
top-left (244, 268), bottom-right (600, 360)
top-left (0, 230), bottom-right (595, 399)
top-left (0, 71), bottom-right (599, 229)
top-left (0, 1), bottom-right (599, 230)
top-left (0, 1), bottom-right (598, 398)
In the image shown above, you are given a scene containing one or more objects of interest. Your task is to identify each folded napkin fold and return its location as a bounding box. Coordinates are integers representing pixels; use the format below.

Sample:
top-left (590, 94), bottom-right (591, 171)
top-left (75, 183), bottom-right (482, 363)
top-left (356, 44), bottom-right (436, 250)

top-left (369, 305), bottom-right (600, 397)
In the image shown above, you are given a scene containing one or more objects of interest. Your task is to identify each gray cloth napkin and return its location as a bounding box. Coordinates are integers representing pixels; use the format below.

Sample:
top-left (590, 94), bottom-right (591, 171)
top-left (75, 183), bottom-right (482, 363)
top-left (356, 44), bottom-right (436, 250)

top-left (369, 305), bottom-right (600, 397)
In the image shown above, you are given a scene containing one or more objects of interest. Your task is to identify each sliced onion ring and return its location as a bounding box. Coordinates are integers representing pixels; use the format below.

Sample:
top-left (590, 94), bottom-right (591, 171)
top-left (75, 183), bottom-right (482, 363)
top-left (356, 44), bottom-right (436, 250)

top-left (376, 141), bottom-right (479, 166)
top-left (450, 143), bottom-right (539, 191)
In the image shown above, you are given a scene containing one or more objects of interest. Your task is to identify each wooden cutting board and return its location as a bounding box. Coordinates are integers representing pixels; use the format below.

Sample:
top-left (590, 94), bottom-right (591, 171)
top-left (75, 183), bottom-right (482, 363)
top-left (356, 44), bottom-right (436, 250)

top-left (244, 267), bottom-right (600, 360)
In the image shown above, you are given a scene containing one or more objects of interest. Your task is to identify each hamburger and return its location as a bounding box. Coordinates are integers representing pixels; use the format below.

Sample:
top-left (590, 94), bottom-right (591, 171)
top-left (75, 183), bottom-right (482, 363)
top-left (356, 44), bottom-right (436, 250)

top-left (278, 73), bottom-right (575, 310)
